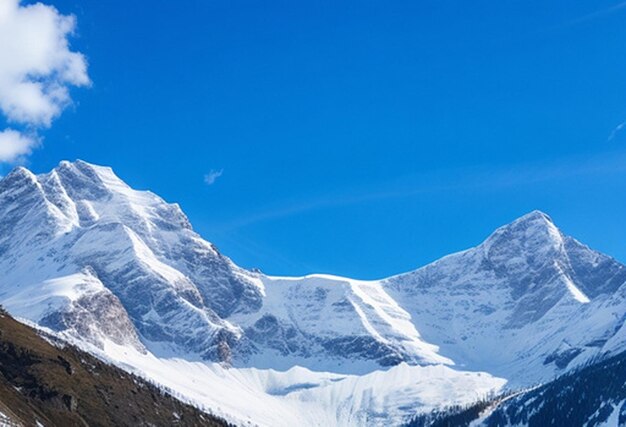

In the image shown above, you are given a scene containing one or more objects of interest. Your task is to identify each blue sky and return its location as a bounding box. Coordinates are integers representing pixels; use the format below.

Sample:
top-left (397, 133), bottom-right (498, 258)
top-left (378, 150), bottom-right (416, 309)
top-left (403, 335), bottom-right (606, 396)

top-left (5, 0), bottom-right (626, 278)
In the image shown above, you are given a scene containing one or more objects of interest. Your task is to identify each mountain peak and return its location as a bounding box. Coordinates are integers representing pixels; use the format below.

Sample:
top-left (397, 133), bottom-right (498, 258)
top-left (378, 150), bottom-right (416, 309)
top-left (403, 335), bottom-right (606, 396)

top-left (56, 159), bottom-right (120, 182)
top-left (58, 159), bottom-right (92, 167)
top-left (488, 210), bottom-right (560, 243)
top-left (513, 209), bottom-right (554, 225)
top-left (4, 165), bottom-right (36, 182)
top-left (478, 210), bottom-right (565, 272)
top-left (59, 159), bottom-right (111, 171)
top-left (51, 160), bottom-right (133, 202)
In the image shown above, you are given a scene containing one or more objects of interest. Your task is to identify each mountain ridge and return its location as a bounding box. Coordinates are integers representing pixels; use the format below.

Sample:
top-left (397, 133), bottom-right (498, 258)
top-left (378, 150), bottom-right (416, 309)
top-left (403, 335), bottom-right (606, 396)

top-left (1, 160), bottom-right (625, 425)
top-left (2, 160), bottom-right (625, 377)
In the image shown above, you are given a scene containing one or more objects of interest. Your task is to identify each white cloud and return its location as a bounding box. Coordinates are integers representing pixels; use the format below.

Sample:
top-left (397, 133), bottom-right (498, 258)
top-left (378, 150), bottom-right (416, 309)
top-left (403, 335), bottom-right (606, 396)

top-left (0, 0), bottom-right (89, 163)
top-left (608, 121), bottom-right (626, 141)
top-left (204, 169), bottom-right (223, 185)
top-left (0, 129), bottom-right (38, 162)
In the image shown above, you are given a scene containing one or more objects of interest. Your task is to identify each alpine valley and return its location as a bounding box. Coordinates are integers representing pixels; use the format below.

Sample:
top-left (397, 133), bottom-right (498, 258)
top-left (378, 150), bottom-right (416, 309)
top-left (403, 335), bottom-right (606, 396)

top-left (0, 160), bottom-right (625, 426)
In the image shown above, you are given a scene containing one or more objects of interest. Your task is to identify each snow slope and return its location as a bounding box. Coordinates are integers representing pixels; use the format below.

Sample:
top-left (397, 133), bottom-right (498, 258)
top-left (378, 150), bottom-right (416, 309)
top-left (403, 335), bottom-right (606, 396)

top-left (70, 336), bottom-right (505, 427)
top-left (382, 211), bottom-right (626, 384)
top-left (233, 274), bottom-right (452, 374)
top-left (0, 161), bottom-right (260, 360)
top-left (420, 345), bottom-right (626, 426)
top-left (0, 160), bottom-right (625, 425)
top-left (0, 160), bottom-right (458, 369)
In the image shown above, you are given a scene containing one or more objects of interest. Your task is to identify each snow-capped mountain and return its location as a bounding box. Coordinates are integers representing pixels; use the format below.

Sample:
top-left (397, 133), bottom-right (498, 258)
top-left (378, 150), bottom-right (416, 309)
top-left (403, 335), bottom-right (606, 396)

top-left (238, 210), bottom-right (626, 382)
top-left (0, 160), bottom-right (446, 370)
top-left (0, 161), bottom-right (262, 360)
top-left (0, 160), bottom-right (625, 425)
top-left (382, 210), bottom-right (626, 384)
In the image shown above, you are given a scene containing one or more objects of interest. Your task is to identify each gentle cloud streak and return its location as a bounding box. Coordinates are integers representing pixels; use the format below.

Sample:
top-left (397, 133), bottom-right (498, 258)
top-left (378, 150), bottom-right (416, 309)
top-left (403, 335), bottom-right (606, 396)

top-left (0, 0), bottom-right (89, 162)
top-left (213, 150), bottom-right (626, 232)
top-left (204, 169), bottom-right (223, 185)
top-left (608, 121), bottom-right (626, 141)
top-left (567, 1), bottom-right (626, 27)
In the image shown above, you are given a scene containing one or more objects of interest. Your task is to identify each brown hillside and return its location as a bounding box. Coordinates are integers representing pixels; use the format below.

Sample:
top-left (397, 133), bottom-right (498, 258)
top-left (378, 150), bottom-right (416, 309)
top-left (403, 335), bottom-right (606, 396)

top-left (0, 307), bottom-right (233, 427)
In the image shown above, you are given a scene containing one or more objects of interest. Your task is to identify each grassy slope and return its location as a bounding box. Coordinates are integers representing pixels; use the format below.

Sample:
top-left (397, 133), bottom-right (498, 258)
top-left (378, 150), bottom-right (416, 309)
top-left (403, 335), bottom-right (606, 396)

top-left (0, 307), bottom-right (233, 427)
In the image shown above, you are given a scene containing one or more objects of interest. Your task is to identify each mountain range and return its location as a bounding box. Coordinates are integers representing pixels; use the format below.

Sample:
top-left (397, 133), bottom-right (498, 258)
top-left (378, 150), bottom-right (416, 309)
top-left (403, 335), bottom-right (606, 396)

top-left (0, 160), bottom-right (624, 426)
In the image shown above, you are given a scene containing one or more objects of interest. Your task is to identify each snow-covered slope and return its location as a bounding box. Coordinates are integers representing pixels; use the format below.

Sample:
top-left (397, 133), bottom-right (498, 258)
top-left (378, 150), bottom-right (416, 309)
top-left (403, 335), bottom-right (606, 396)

top-left (71, 336), bottom-right (505, 427)
top-left (0, 160), bottom-right (625, 425)
top-left (0, 161), bottom-right (262, 360)
top-left (231, 210), bottom-right (626, 381)
top-left (0, 160), bottom-right (456, 369)
top-left (233, 274), bottom-right (452, 373)
top-left (406, 346), bottom-right (626, 426)
top-left (382, 211), bottom-right (626, 384)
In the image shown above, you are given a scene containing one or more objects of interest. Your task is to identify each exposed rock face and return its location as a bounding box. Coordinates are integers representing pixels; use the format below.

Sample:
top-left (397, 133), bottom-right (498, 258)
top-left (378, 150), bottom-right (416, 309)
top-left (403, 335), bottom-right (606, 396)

top-left (39, 272), bottom-right (146, 353)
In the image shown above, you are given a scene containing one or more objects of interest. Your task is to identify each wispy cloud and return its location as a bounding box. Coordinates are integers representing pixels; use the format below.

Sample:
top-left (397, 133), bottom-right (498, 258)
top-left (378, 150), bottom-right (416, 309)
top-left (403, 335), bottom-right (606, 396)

top-left (204, 169), bottom-right (223, 185)
top-left (608, 121), bottom-right (626, 141)
top-left (557, 1), bottom-right (626, 29)
top-left (212, 149), bottom-right (626, 232)
top-left (0, 0), bottom-right (89, 163)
